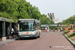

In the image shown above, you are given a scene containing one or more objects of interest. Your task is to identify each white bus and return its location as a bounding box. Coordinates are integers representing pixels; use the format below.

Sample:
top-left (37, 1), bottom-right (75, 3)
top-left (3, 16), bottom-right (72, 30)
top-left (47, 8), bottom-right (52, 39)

top-left (17, 19), bottom-right (41, 39)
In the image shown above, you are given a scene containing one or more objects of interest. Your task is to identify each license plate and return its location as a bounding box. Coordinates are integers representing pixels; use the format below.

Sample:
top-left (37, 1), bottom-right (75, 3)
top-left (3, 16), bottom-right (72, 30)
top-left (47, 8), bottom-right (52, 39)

top-left (24, 36), bottom-right (29, 37)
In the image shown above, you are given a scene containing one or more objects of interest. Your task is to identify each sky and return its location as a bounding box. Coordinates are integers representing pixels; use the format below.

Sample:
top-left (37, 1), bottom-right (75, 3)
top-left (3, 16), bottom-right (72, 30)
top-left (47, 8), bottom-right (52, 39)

top-left (26, 0), bottom-right (75, 22)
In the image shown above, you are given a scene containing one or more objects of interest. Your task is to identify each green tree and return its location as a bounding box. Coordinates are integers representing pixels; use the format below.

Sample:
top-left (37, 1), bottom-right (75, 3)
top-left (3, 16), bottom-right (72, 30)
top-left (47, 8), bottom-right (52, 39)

top-left (40, 14), bottom-right (51, 24)
top-left (60, 16), bottom-right (75, 25)
top-left (0, 0), bottom-right (50, 24)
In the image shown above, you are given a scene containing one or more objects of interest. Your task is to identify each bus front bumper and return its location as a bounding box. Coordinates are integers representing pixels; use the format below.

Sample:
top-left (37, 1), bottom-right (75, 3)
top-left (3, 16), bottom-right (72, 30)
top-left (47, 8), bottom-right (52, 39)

top-left (18, 34), bottom-right (37, 38)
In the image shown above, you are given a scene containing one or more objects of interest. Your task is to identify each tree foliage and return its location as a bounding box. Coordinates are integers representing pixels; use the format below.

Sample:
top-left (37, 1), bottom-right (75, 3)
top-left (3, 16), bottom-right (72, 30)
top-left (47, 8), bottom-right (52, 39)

top-left (40, 14), bottom-right (51, 24)
top-left (0, 0), bottom-right (51, 24)
top-left (60, 16), bottom-right (75, 25)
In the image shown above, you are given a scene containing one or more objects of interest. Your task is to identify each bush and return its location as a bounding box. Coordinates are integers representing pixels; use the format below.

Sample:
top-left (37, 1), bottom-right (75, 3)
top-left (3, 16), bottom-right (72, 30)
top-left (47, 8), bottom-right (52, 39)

top-left (69, 35), bottom-right (75, 42)
top-left (67, 32), bottom-right (75, 37)
top-left (63, 30), bottom-right (70, 34)
top-left (68, 28), bottom-right (72, 30)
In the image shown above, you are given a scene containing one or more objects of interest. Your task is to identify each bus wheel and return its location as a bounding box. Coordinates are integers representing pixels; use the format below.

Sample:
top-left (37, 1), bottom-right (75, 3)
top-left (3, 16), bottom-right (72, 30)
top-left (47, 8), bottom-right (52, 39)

top-left (34, 37), bottom-right (37, 39)
top-left (37, 35), bottom-right (40, 38)
top-left (37, 33), bottom-right (40, 38)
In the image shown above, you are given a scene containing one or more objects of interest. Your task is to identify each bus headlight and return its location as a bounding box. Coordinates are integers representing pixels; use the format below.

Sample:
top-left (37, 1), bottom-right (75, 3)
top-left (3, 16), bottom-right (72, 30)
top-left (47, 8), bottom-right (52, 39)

top-left (31, 31), bottom-right (36, 34)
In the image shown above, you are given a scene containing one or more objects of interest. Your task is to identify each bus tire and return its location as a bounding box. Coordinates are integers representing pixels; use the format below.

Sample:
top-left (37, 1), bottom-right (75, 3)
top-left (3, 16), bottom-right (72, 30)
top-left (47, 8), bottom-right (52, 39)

top-left (37, 33), bottom-right (40, 38)
top-left (37, 35), bottom-right (40, 38)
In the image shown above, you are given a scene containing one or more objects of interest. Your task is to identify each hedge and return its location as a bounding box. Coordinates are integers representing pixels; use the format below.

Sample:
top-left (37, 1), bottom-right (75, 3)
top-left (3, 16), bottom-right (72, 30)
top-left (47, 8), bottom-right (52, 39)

top-left (63, 30), bottom-right (70, 34)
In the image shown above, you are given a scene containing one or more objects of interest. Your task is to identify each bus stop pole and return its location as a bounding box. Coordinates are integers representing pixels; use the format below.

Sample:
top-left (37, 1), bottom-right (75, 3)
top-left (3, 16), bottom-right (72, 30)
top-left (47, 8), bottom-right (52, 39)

top-left (2, 21), bottom-right (6, 41)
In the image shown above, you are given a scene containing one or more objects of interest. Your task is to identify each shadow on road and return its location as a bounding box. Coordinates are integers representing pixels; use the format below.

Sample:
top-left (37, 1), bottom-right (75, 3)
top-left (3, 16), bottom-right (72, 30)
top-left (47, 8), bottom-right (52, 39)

top-left (15, 37), bottom-right (38, 40)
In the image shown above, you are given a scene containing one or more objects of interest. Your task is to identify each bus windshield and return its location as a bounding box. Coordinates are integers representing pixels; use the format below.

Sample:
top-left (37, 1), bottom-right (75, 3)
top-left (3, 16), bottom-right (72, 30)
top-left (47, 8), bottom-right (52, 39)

top-left (19, 22), bottom-right (35, 31)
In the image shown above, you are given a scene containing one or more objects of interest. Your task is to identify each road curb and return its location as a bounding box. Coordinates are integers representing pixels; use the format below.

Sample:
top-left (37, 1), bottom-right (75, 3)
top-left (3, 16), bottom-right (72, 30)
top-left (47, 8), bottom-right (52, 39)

top-left (62, 33), bottom-right (75, 48)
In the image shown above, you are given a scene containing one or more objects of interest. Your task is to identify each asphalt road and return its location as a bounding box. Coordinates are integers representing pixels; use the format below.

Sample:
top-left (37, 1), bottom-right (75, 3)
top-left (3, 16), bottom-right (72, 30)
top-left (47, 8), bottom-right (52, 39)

top-left (0, 32), bottom-right (75, 50)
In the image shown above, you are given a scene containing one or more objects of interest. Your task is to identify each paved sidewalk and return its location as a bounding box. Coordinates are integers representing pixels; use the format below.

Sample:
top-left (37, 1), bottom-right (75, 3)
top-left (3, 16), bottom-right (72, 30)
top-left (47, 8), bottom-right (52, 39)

top-left (0, 38), bottom-right (17, 46)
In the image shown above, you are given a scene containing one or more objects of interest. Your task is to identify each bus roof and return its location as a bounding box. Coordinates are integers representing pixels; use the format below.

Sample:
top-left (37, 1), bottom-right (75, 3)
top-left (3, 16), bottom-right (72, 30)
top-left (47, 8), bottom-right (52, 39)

top-left (18, 19), bottom-right (36, 20)
top-left (18, 19), bottom-right (40, 23)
